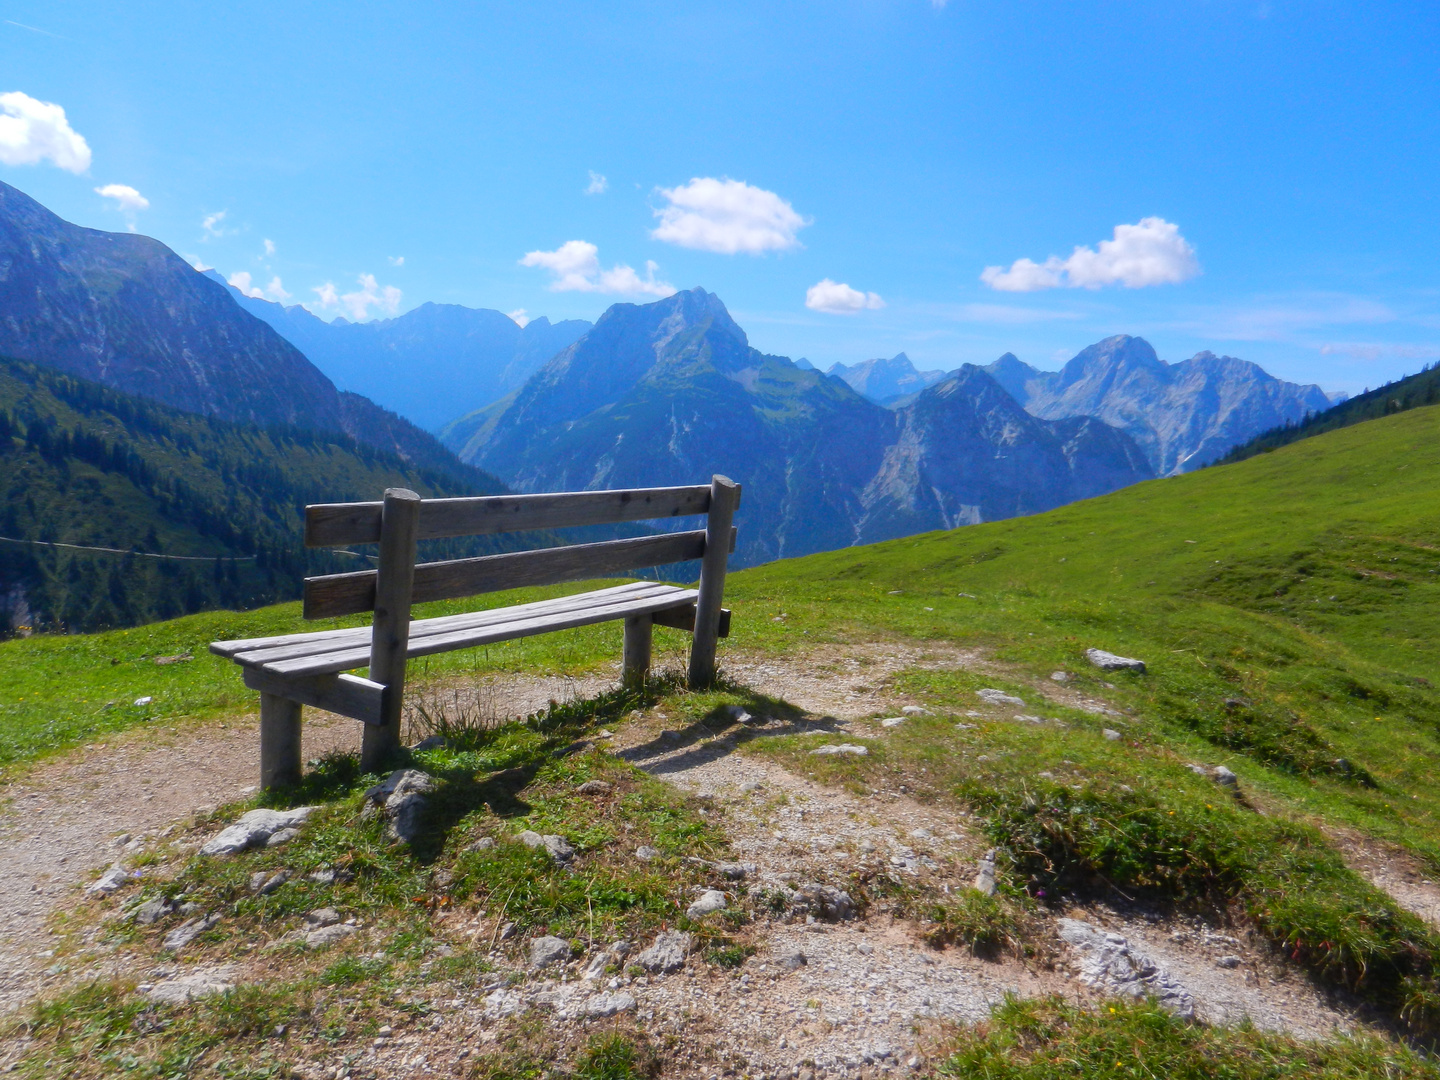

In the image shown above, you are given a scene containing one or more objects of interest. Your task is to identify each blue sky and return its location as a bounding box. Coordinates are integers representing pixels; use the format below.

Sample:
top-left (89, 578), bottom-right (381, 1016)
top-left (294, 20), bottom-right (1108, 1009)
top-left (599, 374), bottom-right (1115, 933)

top-left (3, 1), bottom-right (1438, 394)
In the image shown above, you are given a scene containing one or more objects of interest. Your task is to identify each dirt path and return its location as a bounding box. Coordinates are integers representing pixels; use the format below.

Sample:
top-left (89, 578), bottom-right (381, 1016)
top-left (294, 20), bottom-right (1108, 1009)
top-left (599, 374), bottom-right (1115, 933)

top-left (0, 673), bottom-right (610, 1018)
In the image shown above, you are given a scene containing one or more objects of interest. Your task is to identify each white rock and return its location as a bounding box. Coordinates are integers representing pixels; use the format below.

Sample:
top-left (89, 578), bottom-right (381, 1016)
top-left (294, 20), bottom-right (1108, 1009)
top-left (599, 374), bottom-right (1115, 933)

top-left (809, 743), bottom-right (869, 756)
top-left (1212, 765), bottom-right (1239, 788)
top-left (583, 990), bottom-right (636, 1017)
top-left (305, 923), bottom-right (356, 949)
top-left (634, 845), bottom-right (661, 860)
top-left (530, 935), bottom-right (571, 968)
top-left (200, 807), bottom-right (316, 856)
top-left (87, 863), bottom-right (130, 895)
top-left (143, 966), bottom-right (236, 1005)
top-left (637, 930), bottom-right (691, 973)
top-left (133, 696), bottom-right (153, 706)
top-left (974, 850), bottom-right (997, 896)
top-left (1085, 648), bottom-right (1146, 674)
top-left (1057, 918), bottom-right (1193, 1018)
top-left (163, 913), bottom-right (219, 953)
top-left (686, 890), bottom-right (728, 918)
top-left (483, 988), bottom-right (525, 1019)
top-left (901, 705), bottom-right (929, 716)
top-left (1050, 671), bottom-right (1070, 682)
top-left (977, 688), bottom-right (1025, 707)
top-left (879, 717), bottom-right (905, 728)
top-left (1102, 728), bottom-right (1122, 741)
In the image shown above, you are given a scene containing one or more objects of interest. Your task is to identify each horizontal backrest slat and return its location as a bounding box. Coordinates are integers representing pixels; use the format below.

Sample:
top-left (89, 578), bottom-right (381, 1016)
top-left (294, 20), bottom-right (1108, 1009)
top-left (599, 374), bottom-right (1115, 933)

top-left (306, 485), bottom-right (712, 547)
top-left (304, 527), bottom-right (733, 620)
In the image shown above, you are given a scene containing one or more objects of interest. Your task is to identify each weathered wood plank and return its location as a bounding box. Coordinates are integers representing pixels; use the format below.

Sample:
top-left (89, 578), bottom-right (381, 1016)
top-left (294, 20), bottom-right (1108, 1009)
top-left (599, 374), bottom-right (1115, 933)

top-left (306, 485), bottom-right (712, 547)
top-left (651, 603), bottom-right (732, 638)
top-left (304, 528), bottom-right (729, 620)
top-left (243, 667), bottom-right (386, 726)
top-left (689, 475), bottom-right (741, 688)
top-left (364, 488), bottom-right (420, 771)
top-left (232, 584), bottom-right (689, 669)
top-left (258, 693), bottom-right (302, 789)
top-left (622, 614), bottom-right (653, 688)
top-left (265, 589), bottom-right (701, 678)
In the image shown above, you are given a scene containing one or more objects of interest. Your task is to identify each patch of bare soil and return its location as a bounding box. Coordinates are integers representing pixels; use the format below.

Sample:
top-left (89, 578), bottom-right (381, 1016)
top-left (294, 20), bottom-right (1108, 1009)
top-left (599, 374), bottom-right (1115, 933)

top-left (1326, 827), bottom-right (1440, 929)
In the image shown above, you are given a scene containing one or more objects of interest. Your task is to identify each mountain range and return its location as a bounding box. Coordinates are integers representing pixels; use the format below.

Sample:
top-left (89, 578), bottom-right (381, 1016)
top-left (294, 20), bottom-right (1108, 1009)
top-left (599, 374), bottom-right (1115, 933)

top-left (440, 289), bottom-right (1154, 565)
top-left (222, 283), bottom-right (590, 431)
top-left (827, 353), bottom-right (951, 405)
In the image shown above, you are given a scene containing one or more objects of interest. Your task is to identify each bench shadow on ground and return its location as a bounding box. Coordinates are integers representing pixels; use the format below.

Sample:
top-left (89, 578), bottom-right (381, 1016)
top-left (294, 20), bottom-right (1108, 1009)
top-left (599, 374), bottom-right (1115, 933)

top-left (616, 681), bottom-right (843, 780)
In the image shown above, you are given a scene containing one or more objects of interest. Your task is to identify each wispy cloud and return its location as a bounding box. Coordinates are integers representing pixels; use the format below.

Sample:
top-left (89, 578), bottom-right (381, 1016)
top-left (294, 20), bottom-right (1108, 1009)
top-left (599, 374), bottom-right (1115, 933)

top-left (507, 308), bottom-right (530, 328)
top-left (4, 20), bottom-right (67, 39)
top-left (310, 273), bottom-right (402, 321)
top-left (0, 91), bottom-right (91, 172)
top-left (228, 271), bottom-right (291, 303)
top-left (585, 170), bottom-right (608, 195)
top-left (201, 210), bottom-right (231, 240)
top-left (982, 217), bottom-right (1199, 292)
top-left (950, 302), bottom-right (1087, 324)
top-left (805, 279), bottom-right (884, 315)
top-left (520, 240), bottom-right (675, 297)
top-left (652, 177), bottom-right (809, 255)
top-left (94, 183), bottom-right (148, 213)
top-left (388, 255), bottom-right (404, 267)
top-left (262, 238), bottom-right (275, 257)
top-left (1176, 294), bottom-right (1395, 342)
top-left (1319, 341), bottom-right (1440, 363)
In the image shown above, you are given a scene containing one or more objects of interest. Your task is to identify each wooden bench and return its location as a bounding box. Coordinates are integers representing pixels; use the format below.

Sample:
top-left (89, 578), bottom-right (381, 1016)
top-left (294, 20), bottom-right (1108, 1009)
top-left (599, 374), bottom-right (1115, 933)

top-left (210, 475), bottom-right (741, 788)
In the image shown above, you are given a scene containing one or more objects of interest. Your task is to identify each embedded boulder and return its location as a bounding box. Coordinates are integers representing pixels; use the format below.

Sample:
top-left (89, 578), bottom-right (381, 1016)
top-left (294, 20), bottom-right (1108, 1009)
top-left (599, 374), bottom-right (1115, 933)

top-left (200, 807), bottom-right (317, 856)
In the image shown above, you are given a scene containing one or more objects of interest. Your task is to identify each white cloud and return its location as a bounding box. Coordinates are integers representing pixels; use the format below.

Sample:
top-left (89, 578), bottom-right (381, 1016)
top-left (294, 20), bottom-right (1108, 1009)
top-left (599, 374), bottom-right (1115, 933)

top-left (805, 278), bottom-right (885, 315)
top-left (228, 271), bottom-right (291, 303)
top-left (585, 170), bottom-right (608, 195)
top-left (201, 210), bottom-right (229, 240)
top-left (189, 256), bottom-right (213, 272)
top-left (263, 238), bottom-right (275, 256)
top-left (651, 177), bottom-right (809, 255)
top-left (507, 308), bottom-right (531, 328)
top-left (388, 255), bottom-right (404, 267)
top-left (1319, 341), bottom-right (1440, 363)
top-left (520, 240), bottom-right (675, 297)
top-left (0, 91), bottom-right (91, 172)
top-left (94, 183), bottom-right (148, 212)
top-left (310, 273), bottom-right (402, 321)
top-left (981, 217), bottom-right (1199, 292)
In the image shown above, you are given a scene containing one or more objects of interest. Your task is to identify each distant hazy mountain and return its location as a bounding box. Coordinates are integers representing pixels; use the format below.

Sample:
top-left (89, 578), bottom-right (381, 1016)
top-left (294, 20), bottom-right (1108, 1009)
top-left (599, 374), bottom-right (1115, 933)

top-left (0, 181), bottom-right (502, 493)
top-left (222, 282), bottom-right (590, 431)
top-left (985, 336), bottom-right (1336, 474)
top-left (829, 353), bottom-right (952, 406)
top-left (442, 289), bottom-right (1152, 565)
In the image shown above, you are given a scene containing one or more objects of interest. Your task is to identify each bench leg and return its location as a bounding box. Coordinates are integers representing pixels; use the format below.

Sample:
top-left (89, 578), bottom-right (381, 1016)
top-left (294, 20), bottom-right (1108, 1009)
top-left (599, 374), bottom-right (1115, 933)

top-left (361, 710), bottom-right (403, 775)
top-left (259, 693), bottom-right (303, 789)
top-left (623, 614), bottom-right (653, 689)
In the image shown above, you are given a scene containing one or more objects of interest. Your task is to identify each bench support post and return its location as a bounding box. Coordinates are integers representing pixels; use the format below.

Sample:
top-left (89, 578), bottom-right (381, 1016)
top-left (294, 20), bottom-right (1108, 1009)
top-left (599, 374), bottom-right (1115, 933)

top-left (259, 692), bottom-right (303, 789)
top-left (362, 488), bottom-right (421, 773)
top-left (623, 614), bottom-right (653, 688)
top-left (689, 475), bottom-right (741, 689)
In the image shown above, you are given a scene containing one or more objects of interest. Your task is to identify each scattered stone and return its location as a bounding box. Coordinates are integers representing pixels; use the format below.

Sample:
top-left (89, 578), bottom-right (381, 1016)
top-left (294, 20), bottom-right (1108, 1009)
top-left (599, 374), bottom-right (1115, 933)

top-left (956, 723), bottom-right (976, 730)
top-left (858, 839), bottom-right (877, 853)
top-left (901, 705), bottom-right (929, 716)
top-left (809, 743), bottom-right (869, 756)
top-left (637, 930), bottom-right (692, 974)
top-left (777, 949), bottom-right (807, 971)
top-left (583, 990), bottom-right (636, 1017)
top-left (163, 913), bottom-right (219, 953)
top-left (634, 845), bottom-right (661, 861)
top-left (715, 861), bottom-right (753, 881)
top-left (576, 779), bottom-right (614, 795)
top-left (1102, 728), bottom-right (1122, 741)
top-left (1212, 765), bottom-right (1239, 788)
top-left (144, 966), bottom-right (235, 1005)
top-left (518, 830), bottom-right (575, 863)
top-left (1015, 714), bottom-right (1043, 724)
top-left (251, 870), bottom-right (290, 895)
top-left (1215, 955), bottom-right (1243, 969)
top-left (1222, 698), bottom-right (1250, 711)
top-left (1050, 671), bottom-right (1070, 682)
top-left (1186, 764), bottom-right (1208, 777)
top-left (725, 704), bottom-right (755, 724)
top-left (483, 988), bottom-right (524, 1019)
top-left (789, 883), bottom-right (856, 921)
top-left (1057, 918), bottom-right (1194, 1018)
top-left (740, 782), bottom-right (762, 794)
top-left (131, 897), bottom-right (176, 925)
top-left (133, 696), bottom-right (153, 706)
top-left (879, 717), bottom-right (905, 728)
top-left (305, 908), bottom-right (341, 928)
top-left (87, 863), bottom-right (131, 895)
top-left (977, 688), bottom-right (1025, 707)
top-left (362, 769), bottom-right (437, 845)
top-left (1085, 648), bottom-right (1146, 674)
top-left (687, 890), bottom-right (729, 918)
top-left (597, 728), bottom-right (614, 739)
top-left (200, 806), bottom-right (316, 856)
top-left (265, 827), bottom-right (300, 848)
top-left (973, 850), bottom-right (997, 896)
top-left (305, 924), bottom-right (356, 949)
top-left (530, 935), bottom-right (571, 969)
top-left (497, 921), bottom-right (517, 942)
top-left (411, 734), bottom-right (448, 751)
top-left (465, 837), bottom-right (497, 852)
top-left (154, 653), bottom-right (192, 666)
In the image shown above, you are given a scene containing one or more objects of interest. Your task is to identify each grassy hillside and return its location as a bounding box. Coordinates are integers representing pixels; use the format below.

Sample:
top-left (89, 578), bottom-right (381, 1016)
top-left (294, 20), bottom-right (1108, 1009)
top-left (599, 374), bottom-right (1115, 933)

top-left (0, 355), bottom-right (515, 635)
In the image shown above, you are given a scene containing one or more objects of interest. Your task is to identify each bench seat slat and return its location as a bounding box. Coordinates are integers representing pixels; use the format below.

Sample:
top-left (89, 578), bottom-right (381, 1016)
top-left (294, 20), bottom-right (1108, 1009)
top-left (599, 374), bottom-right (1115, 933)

top-left (210, 581), bottom-right (670, 659)
top-left (260, 587), bottom-right (701, 678)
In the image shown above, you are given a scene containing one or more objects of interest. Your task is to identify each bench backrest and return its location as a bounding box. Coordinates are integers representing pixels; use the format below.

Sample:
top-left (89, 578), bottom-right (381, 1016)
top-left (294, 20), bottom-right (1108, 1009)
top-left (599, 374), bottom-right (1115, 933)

top-left (300, 477), bottom-right (741, 620)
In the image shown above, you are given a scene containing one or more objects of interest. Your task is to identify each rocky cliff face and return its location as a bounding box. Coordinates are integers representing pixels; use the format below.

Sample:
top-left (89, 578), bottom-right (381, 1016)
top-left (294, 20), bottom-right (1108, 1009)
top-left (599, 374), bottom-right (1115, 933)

top-left (827, 353), bottom-right (951, 405)
top-left (0, 181), bottom-right (345, 432)
top-left (445, 290), bottom-right (1154, 565)
top-left (987, 336), bottom-right (1335, 474)
top-left (225, 282), bottom-right (590, 431)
